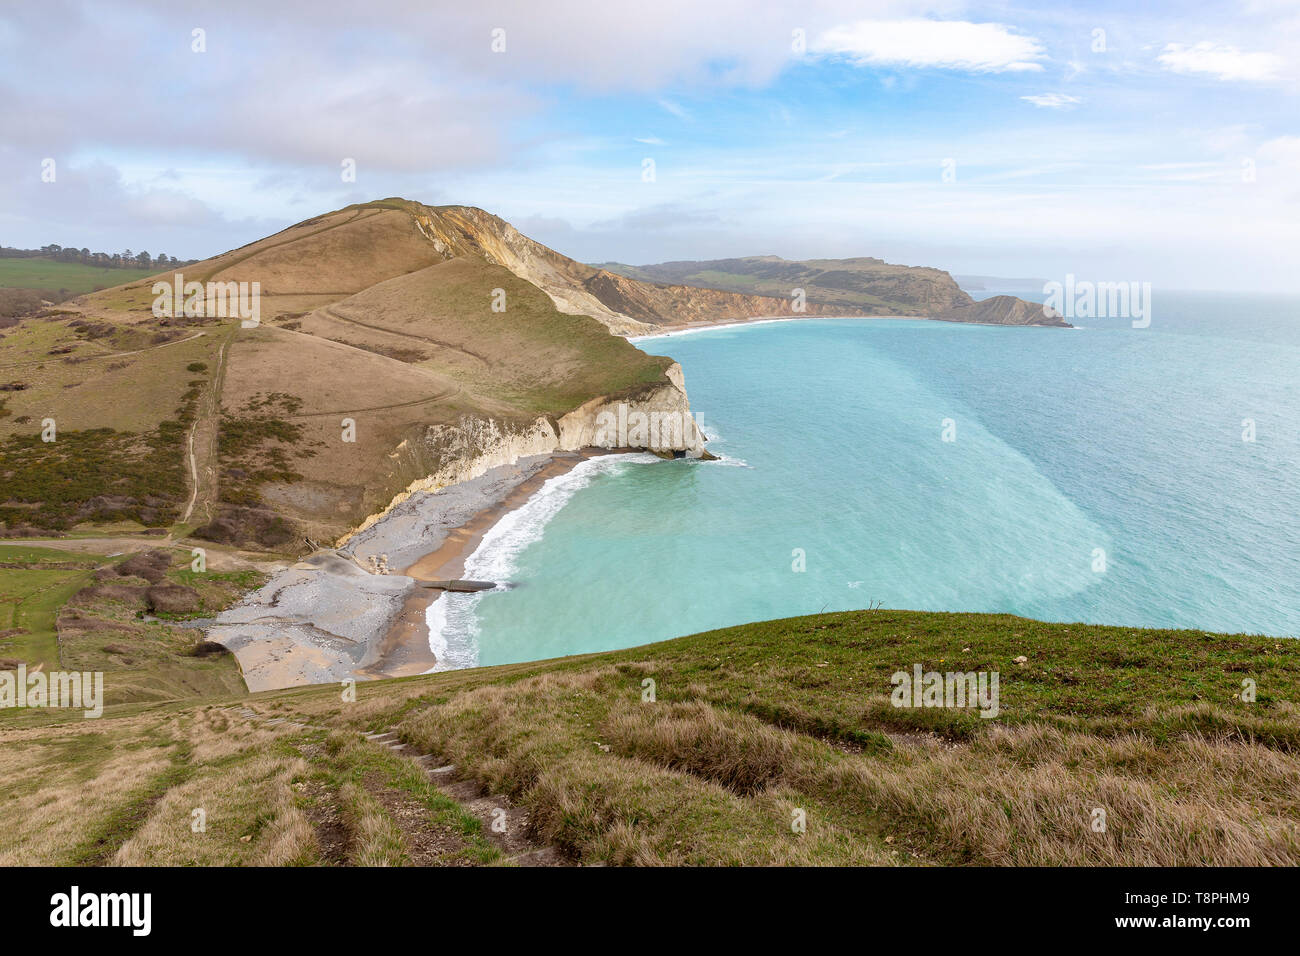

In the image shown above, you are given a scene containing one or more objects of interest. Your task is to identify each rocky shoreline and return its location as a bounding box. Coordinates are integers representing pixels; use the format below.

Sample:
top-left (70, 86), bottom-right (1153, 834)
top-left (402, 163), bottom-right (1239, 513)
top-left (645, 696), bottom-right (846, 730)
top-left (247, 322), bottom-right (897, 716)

top-left (206, 453), bottom-right (578, 691)
top-left (207, 445), bottom-right (680, 691)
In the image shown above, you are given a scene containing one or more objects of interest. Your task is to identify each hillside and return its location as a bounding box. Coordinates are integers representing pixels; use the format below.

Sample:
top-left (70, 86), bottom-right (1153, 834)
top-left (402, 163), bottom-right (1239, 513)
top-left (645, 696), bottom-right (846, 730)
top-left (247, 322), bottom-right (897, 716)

top-left (2, 608), bottom-right (1296, 866)
top-left (0, 199), bottom-right (754, 550)
top-left (596, 255), bottom-right (1065, 325)
top-left (1, 198), bottom-right (913, 552)
top-left (597, 254), bottom-right (971, 314)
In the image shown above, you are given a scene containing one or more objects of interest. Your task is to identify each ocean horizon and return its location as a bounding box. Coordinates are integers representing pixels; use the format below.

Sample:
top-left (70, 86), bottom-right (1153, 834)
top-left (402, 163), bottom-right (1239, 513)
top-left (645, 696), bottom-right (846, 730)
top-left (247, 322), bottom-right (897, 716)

top-left (430, 290), bottom-right (1300, 669)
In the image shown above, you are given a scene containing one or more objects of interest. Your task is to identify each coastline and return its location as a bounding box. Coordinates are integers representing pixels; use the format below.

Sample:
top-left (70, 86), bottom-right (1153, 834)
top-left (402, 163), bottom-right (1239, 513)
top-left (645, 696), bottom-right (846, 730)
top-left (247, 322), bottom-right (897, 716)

top-left (208, 447), bottom-right (642, 690)
top-left (626, 306), bottom-right (1073, 341)
top-left (207, 308), bottom-right (1073, 691)
top-left (627, 312), bottom-right (923, 342)
top-left (357, 447), bottom-right (625, 679)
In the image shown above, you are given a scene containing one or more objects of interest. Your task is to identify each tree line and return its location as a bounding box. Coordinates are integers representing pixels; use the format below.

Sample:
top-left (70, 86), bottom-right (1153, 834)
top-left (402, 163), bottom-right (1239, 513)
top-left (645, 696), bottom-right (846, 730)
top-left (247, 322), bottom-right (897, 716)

top-left (0, 244), bottom-right (199, 269)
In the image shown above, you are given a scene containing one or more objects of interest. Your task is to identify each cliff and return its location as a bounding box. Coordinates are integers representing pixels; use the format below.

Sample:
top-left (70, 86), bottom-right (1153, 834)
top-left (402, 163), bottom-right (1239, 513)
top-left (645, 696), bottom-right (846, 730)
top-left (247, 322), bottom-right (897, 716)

top-left (346, 363), bottom-right (706, 543)
top-left (597, 255), bottom-right (1065, 327)
top-left (934, 294), bottom-right (1071, 327)
top-left (405, 203), bottom-right (862, 334)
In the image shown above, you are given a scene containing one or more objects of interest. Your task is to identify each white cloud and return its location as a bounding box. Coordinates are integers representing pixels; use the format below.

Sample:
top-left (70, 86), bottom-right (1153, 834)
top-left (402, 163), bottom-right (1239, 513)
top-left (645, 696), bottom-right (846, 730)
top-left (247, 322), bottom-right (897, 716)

top-left (1157, 42), bottom-right (1283, 82)
top-left (1257, 135), bottom-right (1300, 167)
top-left (658, 98), bottom-right (691, 120)
top-left (635, 136), bottom-right (665, 145)
top-left (1020, 93), bottom-right (1081, 109)
top-left (813, 19), bottom-right (1047, 73)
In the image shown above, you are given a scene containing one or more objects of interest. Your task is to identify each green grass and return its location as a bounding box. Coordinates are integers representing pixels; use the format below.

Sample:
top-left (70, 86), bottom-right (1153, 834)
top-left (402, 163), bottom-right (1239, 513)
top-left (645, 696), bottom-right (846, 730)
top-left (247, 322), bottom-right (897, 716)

top-left (0, 549), bottom-right (98, 665)
top-left (4, 608), bottom-right (1300, 865)
top-left (0, 543), bottom-right (96, 565)
top-left (168, 566), bottom-right (268, 614)
top-left (0, 544), bottom-right (252, 707)
top-left (259, 609), bottom-right (1300, 866)
top-left (0, 258), bottom-right (158, 295)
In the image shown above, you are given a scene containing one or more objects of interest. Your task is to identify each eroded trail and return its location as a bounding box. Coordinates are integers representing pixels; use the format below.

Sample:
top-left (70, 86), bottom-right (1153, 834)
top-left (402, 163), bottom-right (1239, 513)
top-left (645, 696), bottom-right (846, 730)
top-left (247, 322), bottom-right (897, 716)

top-left (180, 327), bottom-right (234, 527)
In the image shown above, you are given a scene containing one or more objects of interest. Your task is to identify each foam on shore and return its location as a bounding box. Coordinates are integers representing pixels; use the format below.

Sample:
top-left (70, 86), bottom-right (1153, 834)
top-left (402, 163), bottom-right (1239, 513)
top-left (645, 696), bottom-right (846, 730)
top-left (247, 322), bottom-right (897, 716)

top-left (628, 314), bottom-right (912, 343)
top-left (425, 452), bottom-right (660, 671)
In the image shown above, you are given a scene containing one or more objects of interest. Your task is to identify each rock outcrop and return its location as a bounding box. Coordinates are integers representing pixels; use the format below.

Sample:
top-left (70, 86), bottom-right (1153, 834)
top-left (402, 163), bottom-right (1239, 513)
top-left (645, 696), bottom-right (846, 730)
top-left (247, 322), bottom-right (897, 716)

top-left (934, 295), bottom-right (1071, 327)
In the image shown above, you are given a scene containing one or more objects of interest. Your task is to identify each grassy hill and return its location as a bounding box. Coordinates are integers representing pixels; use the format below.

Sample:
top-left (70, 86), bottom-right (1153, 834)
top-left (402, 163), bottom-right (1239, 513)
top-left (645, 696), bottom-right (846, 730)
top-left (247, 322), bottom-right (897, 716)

top-left (3, 197), bottom-right (844, 551)
top-left (0, 199), bottom-right (698, 547)
top-left (0, 542), bottom-right (255, 701)
top-left (2, 608), bottom-right (1296, 866)
top-left (0, 197), bottom-right (1071, 551)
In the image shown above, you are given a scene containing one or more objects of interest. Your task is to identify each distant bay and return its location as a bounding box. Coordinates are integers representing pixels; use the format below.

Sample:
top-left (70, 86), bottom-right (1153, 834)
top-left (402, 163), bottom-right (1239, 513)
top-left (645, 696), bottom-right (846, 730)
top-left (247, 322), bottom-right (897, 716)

top-left (431, 292), bottom-right (1300, 668)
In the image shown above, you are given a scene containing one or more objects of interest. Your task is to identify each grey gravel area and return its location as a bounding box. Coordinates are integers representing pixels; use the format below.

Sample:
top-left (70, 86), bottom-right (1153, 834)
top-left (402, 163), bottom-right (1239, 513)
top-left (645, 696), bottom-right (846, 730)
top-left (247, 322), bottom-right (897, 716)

top-left (343, 453), bottom-right (560, 569)
top-left (206, 455), bottom-right (560, 692)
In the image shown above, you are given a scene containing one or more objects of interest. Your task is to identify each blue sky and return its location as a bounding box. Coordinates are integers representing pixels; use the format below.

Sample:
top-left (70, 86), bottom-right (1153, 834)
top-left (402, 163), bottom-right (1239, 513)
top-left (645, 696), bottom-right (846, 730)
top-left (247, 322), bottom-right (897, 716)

top-left (2, 0), bottom-right (1298, 290)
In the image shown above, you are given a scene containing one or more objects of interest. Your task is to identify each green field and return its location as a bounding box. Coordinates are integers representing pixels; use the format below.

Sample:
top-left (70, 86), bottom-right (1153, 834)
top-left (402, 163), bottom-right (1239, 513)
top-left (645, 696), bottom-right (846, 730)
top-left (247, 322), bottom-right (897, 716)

top-left (0, 258), bottom-right (159, 295)
top-left (0, 544), bottom-right (98, 665)
top-left (0, 543), bottom-right (252, 701)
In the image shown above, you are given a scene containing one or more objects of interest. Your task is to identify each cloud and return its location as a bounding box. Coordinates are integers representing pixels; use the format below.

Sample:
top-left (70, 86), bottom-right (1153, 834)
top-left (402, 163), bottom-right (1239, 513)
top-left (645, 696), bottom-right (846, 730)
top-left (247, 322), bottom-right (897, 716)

top-left (658, 98), bottom-right (690, 120)
top-left (1020, 93), bottom-right (1081, 109)
top-left (592, 201), bottom-right (723, 232)
top-left (0, 153), bottom-right (280, 257)
top-left (1156, 42), bottom-right (1283, 82)
top-left (635, 136), bottom-right (665, 145)
top-left (812, 19), bottom-right (1047, 73)
top-left (1257, 135), bottom-right (1300, 170)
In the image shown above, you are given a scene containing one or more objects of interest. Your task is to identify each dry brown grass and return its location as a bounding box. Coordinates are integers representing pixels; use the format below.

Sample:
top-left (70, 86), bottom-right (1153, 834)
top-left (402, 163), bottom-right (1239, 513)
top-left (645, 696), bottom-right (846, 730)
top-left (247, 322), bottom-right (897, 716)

top-left (108, 708), bottom-right (318, 865)
top-left (0, 716), bottom-right (175, 865)
top-left (4, 608), bottom-right (1297, 867)
top-left (367, 662), bottom-right (1300, 867)
top-left (338, 781), bottom-right (407, 866)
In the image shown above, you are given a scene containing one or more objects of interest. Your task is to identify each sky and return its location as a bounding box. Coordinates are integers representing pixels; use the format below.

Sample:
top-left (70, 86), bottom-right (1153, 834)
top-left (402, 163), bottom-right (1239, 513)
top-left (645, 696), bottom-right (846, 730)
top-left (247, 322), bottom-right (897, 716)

top-left (1, 0), bottom-right (1298, 291)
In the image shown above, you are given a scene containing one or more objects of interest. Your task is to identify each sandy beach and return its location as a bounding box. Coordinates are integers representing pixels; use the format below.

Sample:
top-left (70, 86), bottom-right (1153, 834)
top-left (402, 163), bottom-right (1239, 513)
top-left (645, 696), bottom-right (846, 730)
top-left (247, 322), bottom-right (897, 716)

top-left (355, 447), bottom-right (623, 679)
top-left (627, 312), bottom-right (923, 342)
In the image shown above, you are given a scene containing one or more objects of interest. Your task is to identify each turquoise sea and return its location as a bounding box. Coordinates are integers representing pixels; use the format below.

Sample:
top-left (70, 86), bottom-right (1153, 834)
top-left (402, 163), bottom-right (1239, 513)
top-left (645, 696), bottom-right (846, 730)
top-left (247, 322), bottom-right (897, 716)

top-left (430, 291), bottom-right (1300, 669)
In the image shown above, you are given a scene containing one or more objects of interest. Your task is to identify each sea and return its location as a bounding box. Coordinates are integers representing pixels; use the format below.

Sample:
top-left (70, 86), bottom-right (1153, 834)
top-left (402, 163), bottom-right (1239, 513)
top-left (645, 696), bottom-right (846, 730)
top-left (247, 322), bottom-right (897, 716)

top-left (428, 289), bottom-right (1300, 669)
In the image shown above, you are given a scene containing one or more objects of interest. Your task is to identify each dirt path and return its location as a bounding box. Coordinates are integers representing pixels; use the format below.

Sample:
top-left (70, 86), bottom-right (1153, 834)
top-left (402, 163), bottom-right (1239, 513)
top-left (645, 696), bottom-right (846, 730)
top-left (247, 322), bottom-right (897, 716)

top-left (0, 536), bottom-right (280, 572)
top-left (0, 330), bottom-right (207, 372)
top-left (104, 329), bottom-right (206, 359)
top-left (180, 328), bottom-right (233, 526)
top-left (228, 706), bottom-right (568, 866)
top-left (316, 305), bottom-right (491, 367)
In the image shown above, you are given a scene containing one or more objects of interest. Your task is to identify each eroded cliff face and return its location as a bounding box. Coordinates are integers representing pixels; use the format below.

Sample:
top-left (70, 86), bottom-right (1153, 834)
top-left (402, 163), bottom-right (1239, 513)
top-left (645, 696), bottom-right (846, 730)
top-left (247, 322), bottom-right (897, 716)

top-left (409, 205), bottom-right (654, 333)
top-left (403, 202), bottom-right (861, 334)
top-left (339, 362), bottom-right (705, 544)
top-left (578, 270), bottom-right (862, 329)
top-left (935, 294), bottom-right (1071, 327)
